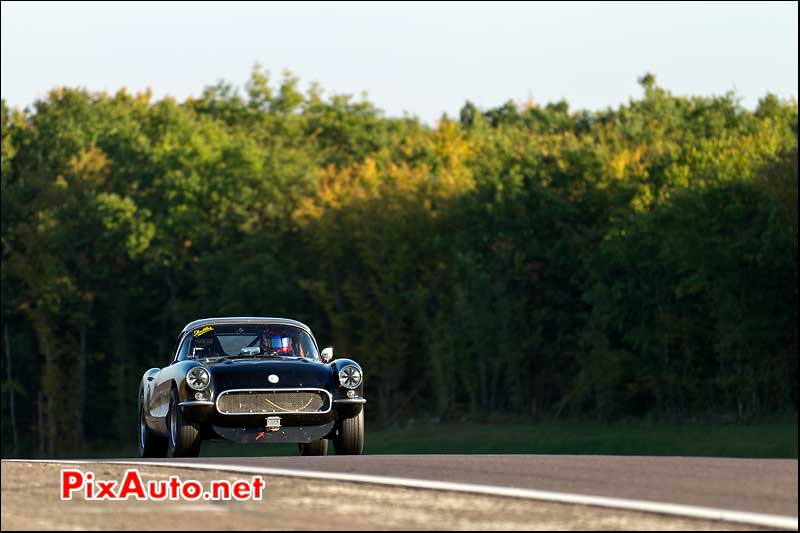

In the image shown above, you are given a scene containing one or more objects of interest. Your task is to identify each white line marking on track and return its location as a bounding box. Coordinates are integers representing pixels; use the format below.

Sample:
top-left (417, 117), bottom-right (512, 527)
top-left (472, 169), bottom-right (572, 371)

top-left (4, 459), bottom-right (798, 530)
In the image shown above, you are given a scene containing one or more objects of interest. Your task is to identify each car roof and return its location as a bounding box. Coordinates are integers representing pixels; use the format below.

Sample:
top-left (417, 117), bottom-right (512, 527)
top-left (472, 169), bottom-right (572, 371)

top-left (180, 317), bottom-right (313, 338)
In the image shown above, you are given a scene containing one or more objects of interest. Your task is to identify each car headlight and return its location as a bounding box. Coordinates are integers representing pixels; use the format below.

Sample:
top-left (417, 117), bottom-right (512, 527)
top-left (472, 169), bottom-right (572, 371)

top-left (338, 365), bottom-right (362, 389)
top-left (187, 367), bottom-right (211, 391)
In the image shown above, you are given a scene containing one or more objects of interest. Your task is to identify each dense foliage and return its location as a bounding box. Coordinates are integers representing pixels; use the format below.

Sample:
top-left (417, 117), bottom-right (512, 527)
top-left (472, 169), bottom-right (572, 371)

top-left (1, 70), bottom-right (797, 456)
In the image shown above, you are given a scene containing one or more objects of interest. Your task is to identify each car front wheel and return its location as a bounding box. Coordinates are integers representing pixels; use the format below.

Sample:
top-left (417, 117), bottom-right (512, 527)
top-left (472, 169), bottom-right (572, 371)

top-left (333, 410), bottom-right (364, 455)
top-left (167, 387), bottom-right (201, 457)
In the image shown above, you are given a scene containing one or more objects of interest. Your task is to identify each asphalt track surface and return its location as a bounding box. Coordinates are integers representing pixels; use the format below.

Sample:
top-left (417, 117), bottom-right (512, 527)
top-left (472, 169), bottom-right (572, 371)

top-left (113, 455), bottom-right (796, 521)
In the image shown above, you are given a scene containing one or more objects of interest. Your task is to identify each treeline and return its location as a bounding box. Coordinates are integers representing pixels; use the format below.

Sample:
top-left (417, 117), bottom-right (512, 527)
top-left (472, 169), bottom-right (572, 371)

top-left (1, 70), bottom-right (797, 456)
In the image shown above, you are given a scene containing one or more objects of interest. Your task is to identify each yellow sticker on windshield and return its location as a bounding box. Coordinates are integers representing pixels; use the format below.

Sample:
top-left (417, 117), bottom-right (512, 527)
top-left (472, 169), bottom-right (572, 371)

top-left (193, 326), bottom-right (214, 337)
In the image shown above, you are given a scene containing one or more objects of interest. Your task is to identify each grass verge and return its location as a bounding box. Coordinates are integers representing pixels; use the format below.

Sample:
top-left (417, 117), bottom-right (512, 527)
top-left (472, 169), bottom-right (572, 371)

top-left (50, 416), bottom-right (799, 459)
top-left (204, 416), bottom-right (798, 458)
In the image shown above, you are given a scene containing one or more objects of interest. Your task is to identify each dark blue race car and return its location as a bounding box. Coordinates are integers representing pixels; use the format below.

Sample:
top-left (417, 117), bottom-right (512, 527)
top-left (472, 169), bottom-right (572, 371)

top-left (138, 317), bottom-right (365, 457)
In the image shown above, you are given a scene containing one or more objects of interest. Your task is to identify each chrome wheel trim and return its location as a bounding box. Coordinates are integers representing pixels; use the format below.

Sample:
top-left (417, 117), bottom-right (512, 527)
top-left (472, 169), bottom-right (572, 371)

top-left (138, 403), bottom-right (146, 449)
top-left (169, 402), bottom-right (178, 449)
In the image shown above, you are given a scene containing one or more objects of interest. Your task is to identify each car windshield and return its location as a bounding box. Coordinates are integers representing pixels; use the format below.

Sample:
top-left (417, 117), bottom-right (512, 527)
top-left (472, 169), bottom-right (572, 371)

top-left (188, 324), bottom-right (319, 360)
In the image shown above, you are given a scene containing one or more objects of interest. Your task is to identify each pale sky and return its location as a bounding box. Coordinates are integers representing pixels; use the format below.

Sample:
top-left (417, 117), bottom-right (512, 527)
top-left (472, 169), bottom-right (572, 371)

top-left (2, 1), bottom-right (797, 123)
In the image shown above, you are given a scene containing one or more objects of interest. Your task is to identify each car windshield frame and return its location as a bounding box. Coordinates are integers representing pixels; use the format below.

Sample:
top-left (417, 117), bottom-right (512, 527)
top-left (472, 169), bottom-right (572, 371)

top-left (183, 323), bottom-right (320, 361)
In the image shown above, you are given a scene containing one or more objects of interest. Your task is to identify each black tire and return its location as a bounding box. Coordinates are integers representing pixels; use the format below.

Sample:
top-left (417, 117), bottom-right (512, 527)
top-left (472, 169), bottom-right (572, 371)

top-left (138, 391), bottom-right (167, 458)
top-left (299, 439), bottom-right (328, 456)
top-left (333, 409), bottom-right (364, 455)
top-left (167, 387), bottom-right (201, 457)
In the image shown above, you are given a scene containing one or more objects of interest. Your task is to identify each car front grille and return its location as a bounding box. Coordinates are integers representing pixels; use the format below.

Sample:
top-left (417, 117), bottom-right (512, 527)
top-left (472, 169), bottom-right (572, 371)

top-left (216, 389), bottom-right (330, 415)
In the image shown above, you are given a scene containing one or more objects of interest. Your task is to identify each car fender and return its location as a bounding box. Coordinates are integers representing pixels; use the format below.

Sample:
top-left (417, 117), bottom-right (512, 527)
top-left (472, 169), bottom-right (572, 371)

top-left (140, 368), bottom-right (161, 410)
top-left (330, 358), bottom-right (362, 374)
top-left (169, 360), bottom-right (211, 403)
top-left (330, 358), bottom-right (365, 406)
top-left (139, 368), bottom-right (162, 433)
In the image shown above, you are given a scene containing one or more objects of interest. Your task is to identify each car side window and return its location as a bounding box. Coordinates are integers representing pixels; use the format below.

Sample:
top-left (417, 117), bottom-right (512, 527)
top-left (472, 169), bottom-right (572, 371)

top-left (174, 335), bottom-right (191, 363)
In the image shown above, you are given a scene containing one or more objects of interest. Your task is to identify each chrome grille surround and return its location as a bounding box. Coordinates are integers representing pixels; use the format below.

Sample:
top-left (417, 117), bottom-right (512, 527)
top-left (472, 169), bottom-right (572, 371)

top-left (215, 388), bottom-right (332, 415)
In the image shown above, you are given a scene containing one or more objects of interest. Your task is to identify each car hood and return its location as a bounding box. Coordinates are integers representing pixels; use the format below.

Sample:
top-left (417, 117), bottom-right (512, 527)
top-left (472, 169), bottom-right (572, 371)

top-left (206, 358), bottom-right (334, 391)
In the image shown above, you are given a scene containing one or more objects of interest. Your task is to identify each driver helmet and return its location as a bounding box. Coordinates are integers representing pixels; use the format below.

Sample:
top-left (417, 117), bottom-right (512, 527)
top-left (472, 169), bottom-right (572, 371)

top-left (261, 330), bottom-right (293, 353)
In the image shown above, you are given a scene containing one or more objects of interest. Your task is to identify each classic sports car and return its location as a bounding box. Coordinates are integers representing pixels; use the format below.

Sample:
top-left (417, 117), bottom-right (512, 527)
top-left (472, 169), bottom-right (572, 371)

top-left (138, 317), bottom-right (365, 457)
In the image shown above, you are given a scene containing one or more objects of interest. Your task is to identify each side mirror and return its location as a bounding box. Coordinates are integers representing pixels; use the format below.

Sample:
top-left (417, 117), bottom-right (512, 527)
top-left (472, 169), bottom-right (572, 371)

top-left (320, 347), bottom-right (334, 363)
